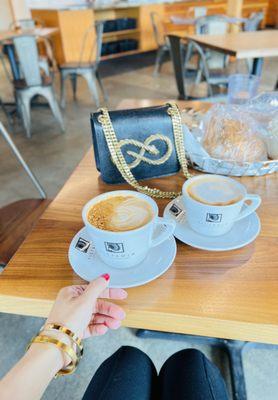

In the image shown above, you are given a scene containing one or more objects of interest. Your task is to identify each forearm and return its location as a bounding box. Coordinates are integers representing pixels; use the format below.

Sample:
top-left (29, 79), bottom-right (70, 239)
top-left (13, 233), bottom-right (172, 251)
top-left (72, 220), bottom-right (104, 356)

top-left (0, 333), bottom-right (68, 400)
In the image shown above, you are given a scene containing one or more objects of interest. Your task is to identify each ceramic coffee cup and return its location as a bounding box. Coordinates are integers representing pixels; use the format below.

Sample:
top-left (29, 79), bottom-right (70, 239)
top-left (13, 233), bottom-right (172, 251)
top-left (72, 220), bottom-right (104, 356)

top-left (182, 175), bottom-right (261, 236)
top-left (82, 190), bottom-right (176, 268)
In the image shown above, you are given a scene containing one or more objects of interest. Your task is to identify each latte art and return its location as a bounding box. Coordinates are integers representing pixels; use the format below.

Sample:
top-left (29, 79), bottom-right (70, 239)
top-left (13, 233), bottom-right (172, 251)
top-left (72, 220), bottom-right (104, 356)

top-left (87, 196), bottom-right (154, 232)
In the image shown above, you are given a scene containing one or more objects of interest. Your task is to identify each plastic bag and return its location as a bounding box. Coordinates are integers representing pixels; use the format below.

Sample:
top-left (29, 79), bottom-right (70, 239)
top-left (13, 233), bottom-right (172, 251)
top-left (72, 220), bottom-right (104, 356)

top-left (200, 103), bottom-right (268, 163)
top-left (245, 92), bottom-right (278, 160)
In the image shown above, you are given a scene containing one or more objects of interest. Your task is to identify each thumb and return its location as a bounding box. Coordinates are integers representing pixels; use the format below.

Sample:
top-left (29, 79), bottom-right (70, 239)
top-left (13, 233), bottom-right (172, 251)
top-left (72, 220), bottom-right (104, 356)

top-left (83, 274), bottom-right (110, 300)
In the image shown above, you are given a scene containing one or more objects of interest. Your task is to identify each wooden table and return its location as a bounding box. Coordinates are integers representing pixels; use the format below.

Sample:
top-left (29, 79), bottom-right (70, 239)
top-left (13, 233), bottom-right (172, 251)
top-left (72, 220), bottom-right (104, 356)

top-left (168, 30), bottom-right (278, 99)
top-left (186, 30), bottom-right (278, 60)
top-left (0, 27), bottom-right (58, 42)
top-left (1, 99), bottom-right (278, 345)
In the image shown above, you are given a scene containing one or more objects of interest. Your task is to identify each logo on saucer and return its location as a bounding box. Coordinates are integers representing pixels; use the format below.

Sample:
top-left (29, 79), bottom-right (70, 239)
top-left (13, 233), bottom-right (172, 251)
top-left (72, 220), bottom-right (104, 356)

top-left (75, 237), bottom-right (91, 253)
top-left (169, 203), bottom-right (183, 218)
top-left (105, 242), bottom-right (124, 253)
top-left (206, 213), bottom-right (222, 223)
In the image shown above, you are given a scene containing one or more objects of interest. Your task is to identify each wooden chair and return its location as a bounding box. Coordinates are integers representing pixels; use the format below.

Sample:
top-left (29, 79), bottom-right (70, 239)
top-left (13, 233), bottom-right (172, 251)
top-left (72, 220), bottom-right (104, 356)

top-left (0, 122), bottom-right (49, 269)
top-left (59, 22), bottom-right (106, 108)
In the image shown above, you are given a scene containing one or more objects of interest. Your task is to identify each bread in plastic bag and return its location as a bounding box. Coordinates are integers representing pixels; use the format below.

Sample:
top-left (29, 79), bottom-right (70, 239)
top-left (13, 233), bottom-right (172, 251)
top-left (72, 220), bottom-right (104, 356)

top-left (201, 104), bottom-right (268, 163)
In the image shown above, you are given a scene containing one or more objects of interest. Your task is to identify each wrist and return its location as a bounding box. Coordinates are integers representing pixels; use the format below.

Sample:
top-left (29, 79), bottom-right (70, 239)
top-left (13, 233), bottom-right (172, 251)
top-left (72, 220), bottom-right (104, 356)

top-left (39, 329), bottom-right (73, 367)
top-left (27, 340), bottom-right (64, 376)
top-left (27, 329), bottom-right (73, 374)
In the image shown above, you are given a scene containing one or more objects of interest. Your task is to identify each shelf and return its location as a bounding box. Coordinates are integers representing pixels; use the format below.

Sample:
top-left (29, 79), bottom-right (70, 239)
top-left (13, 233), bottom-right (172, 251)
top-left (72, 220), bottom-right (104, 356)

top-left (102, 28), bottom-right (140, 38)
top-left (101, 49), bottom-right (141, 60)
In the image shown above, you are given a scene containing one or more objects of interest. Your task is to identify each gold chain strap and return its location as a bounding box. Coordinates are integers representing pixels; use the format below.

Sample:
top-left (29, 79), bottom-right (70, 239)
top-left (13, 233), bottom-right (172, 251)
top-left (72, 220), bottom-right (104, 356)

top-left (97, 102), bottom-right (191, 199)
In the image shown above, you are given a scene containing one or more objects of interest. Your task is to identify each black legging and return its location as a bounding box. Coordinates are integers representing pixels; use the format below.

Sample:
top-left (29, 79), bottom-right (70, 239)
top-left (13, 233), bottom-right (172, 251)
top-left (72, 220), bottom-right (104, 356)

top-left (82, 346), bottom-right (229, 400)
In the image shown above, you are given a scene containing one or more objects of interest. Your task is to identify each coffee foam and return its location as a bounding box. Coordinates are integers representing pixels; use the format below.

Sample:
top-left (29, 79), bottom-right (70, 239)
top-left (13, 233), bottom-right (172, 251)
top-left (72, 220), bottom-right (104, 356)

top-left (187, 178), bottom-right (243, 206)
top-left (88, 195), bottom-right (154, 231)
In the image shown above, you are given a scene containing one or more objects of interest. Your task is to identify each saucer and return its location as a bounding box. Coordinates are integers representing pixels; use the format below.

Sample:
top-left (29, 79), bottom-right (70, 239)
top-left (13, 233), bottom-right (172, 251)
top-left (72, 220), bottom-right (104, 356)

top-left (163, 196), bottom-right (261, 251)
top-left (68, 227), bottom-right (177, 288)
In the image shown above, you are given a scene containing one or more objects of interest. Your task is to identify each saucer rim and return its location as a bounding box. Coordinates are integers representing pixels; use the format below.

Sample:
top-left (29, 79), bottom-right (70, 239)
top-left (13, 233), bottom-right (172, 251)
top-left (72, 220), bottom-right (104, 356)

top-left (68, 227), bottom-right (177, 288)
top-left (163, 196), bottom-right (261, 252)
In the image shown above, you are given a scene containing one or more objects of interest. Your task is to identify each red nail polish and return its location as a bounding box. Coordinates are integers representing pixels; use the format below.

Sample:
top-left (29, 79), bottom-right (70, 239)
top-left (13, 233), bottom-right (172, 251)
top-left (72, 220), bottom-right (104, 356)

top-left (101, 273), bottom-right (110, 281)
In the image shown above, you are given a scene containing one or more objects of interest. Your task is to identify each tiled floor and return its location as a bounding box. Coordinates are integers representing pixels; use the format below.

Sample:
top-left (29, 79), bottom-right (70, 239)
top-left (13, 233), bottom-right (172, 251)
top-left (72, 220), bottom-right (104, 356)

top-left (0, 52), bottom-right (277, 399)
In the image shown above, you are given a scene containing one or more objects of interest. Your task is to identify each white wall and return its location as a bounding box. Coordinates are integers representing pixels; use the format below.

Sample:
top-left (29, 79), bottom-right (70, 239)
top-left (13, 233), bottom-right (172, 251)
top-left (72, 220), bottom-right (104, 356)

top-left (0, 0), bottom-right (13, 30)
top-left (27, 0), bottom-right (88, 9)
top-left (10, 0), bottom-right (31, 19)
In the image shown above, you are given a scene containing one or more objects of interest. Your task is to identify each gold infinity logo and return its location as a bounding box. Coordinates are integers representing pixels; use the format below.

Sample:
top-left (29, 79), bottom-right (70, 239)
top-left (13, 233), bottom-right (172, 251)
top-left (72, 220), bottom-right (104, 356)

top-left (118, 134), bottom-right (173, 169)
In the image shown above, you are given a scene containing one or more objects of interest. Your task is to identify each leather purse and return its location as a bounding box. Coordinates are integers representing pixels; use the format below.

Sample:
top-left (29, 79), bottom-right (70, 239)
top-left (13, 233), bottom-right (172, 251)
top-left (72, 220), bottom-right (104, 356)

top-left (90, 102), bottom-right (190, 198)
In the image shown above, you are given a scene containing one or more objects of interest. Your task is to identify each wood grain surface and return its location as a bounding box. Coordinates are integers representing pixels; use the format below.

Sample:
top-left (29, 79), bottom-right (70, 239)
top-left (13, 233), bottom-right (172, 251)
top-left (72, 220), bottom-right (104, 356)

top-left (184, 30), bottom-right (278, 59)
top-left (0, 199), bottom-right (51, 266)
top-left (0, 100), bottom-right (277, 345)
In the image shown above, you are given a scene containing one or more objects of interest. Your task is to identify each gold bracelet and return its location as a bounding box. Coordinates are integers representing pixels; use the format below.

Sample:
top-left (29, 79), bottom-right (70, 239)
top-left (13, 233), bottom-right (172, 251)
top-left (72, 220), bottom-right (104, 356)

top-left (28, 335), bottom-right (79, 377)
top-left (41, 323), bottom-right (83, 357)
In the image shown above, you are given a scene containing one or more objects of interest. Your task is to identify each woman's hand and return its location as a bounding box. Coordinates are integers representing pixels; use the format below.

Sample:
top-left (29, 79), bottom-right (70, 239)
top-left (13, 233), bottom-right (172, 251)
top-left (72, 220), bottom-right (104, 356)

top-left (45, 274), bottom-right (127, 339)
top-left (0, 275), bottom-right (127, 400)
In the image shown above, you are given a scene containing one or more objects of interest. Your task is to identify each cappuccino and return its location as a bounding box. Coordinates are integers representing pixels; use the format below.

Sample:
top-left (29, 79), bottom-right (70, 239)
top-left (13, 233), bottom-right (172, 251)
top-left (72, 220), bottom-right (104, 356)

top-left (187, 176), bottom-right (243, 206)
top-left (87, 195), bottom-right (154, 232)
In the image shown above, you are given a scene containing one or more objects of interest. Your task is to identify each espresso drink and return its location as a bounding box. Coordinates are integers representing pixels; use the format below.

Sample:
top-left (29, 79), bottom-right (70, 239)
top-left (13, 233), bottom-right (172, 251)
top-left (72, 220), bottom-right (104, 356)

top-left (187, 177), bottom-right (243, 206)
top-left (87, 195), bottom-right (154, 232)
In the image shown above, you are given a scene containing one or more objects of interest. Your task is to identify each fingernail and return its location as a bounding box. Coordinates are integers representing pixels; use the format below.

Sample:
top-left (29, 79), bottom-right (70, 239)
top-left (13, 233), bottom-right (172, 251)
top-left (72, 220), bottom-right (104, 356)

top-left (112, 321), bottom-right (121, 329)
top-left (101, 273), bottom-right (110, 281)
top-left (119, 310), bottom-right (126, 320)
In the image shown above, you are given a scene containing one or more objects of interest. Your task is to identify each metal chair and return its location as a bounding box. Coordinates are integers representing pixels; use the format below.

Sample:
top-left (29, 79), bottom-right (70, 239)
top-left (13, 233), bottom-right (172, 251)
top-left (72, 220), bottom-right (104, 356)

top-left (194, 15), bottom-right (229, 71)
top-left (59, 22), bottom-right (106, 109)
top-left (9, 18), bottom-right (44, 30)
top-left (151, 12), bottom-right (170, 75)
top-left (0, 121), bottom-right (46, 199)
top-left (195, 14), bottom-right (228, 35)
top-left (12, 35), bottom-right (64, 138)
top-left (168, 34), bottom-right (228, 100)
top-left (243, 12), bottom-right (264, 31)
top-left (9, 18), bottom-right (52, 78)
top-left (188, 40), bottom-right (229, 96)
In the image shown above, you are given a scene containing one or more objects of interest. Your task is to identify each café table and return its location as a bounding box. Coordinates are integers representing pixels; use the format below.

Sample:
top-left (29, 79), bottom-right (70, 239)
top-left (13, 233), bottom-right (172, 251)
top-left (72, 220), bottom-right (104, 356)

top-left (0, 98), bottom-right (277, 399)
top-left (0, 99), bottom-right (277, 344)
top-left (168, 30), bottom-right (278, 99)
top-left (0, 27), bottom-right (58, 81)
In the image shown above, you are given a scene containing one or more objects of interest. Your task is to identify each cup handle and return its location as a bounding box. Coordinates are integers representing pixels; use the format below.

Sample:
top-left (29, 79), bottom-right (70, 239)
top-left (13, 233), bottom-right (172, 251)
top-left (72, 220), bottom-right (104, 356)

top-left (150, 217), bottom-right (176, 248)
top-left (235, 194), bottom-right (261, 222)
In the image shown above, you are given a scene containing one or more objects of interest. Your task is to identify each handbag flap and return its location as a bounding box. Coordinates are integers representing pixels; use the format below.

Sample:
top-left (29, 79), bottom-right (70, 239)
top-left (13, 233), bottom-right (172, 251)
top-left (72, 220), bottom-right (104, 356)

top-left (90, 105), bottom-right (180, 184)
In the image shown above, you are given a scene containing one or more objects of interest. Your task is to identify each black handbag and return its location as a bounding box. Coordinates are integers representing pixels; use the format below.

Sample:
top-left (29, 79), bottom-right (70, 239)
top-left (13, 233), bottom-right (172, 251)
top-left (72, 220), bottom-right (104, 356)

top-left (90, 102), bottom-right (190, 199)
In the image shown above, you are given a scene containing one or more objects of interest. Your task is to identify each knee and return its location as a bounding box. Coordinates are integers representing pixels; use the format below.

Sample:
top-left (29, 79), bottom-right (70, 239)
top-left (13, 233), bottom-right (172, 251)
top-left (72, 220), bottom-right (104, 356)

top-left (115, 346), bottom-right (153, 362)
top-left (161, 348), bottom-right (206, 370)
top-left (177, 348), bottom-right (205, 362)
top-left (113, 346), bottom-right (156, 375)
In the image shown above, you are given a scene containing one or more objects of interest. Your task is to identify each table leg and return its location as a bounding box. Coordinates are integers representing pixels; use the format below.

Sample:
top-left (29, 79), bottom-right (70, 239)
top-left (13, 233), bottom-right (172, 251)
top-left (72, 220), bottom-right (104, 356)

top-left (168, 35), bottom-right (187, 100)
top-left (225, 340), bottom-right (247, 400)
top-left (251, 57), bottom-right (264, 76)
